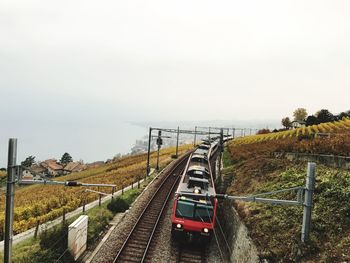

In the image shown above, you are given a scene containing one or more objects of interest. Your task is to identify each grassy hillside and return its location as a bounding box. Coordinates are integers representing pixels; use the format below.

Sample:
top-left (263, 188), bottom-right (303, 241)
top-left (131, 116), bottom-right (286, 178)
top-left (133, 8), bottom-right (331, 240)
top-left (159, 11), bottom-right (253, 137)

top-left (225, 127), bottom-right (350, 262)
top-left (0, 145), bottom-right (192, 239)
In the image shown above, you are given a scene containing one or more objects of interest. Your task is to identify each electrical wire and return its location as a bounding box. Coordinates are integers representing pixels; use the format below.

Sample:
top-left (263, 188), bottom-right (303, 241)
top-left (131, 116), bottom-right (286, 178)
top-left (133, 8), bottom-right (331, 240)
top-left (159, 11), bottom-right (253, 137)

top-left (204, 195), bottom-right (226, 263)
top-left (215, 216), bottom-right (232, 254)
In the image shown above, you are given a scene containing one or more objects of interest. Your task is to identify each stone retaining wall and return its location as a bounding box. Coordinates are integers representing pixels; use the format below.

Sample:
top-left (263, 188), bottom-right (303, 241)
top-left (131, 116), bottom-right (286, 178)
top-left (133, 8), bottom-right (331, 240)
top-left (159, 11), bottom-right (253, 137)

top-left (274, 152), bottom-right (350, 170)
top-left (216, 169), bottom-right (259, 263)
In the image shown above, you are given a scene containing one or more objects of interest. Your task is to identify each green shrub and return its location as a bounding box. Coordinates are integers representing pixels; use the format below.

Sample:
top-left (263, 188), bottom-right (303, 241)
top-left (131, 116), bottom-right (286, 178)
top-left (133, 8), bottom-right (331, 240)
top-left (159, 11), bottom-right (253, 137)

top-left (87, 209), bottom-right (113, 244)
top-left (107, 198), bottom-right (129, 213)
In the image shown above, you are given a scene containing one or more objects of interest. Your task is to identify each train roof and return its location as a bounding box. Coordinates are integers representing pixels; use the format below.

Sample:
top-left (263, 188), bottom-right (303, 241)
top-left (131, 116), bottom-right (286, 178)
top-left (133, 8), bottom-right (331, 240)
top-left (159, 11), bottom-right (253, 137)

top-left (176, 151), bottom-right (216, 197)
top-left (198, 144), bottom-right (210, 150)
top-left (191, 154), bottom-right (208, 160)
top-left (193, 148), bottom-right (208, 155)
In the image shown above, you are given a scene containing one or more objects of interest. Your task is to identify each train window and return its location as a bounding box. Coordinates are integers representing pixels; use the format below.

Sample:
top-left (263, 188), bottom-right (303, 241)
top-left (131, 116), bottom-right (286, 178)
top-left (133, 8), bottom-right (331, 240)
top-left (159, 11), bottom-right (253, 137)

top-left (175, 200), bottom-right (213, 223)
top-left (176, 200), bottom-right (195, 219)
top-left (194, 204), bottom-right (213, 223)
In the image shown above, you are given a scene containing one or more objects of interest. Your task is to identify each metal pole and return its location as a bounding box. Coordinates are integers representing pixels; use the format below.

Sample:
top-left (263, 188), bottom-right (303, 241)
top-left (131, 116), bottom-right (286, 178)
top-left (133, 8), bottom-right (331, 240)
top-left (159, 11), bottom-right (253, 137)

top-left (4, 138), bottom-right (17, 263)
top-left (175, 126), bottom-right (179, 158)
top-left (193, 126), bottom-right (197, 146)
top-left (218, 129), bottom-right (223, 179)
top-left (146, 127), bottom-right (152, 177)
top-left (156, 130), bottom-right (161, 171)
top-left (301, 162), bottom-right (316, 242)
top-left (156, 144), bottom-right (160, 171)
top-left (232, 128), bottom-right (235, 139)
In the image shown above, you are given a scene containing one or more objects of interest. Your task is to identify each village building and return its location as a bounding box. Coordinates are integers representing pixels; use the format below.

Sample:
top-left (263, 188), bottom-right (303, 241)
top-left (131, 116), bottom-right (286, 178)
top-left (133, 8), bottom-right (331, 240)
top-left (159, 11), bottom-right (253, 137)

top-left (40, 159), bottom-right (64, 176)
top-left (291, 120), bottom-right (306, 129)
top-left (63, 162), bottom-right (87, 173)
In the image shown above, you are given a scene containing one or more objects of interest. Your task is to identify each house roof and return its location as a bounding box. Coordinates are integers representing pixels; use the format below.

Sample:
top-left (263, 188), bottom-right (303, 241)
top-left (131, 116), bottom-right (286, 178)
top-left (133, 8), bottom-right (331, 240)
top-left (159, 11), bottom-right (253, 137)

top-left (41, 159), bottom-right (63, 170)
top-left (64, 162), bottom-right (86, 172)
top-left (31, 164), bottom-right (46, 173)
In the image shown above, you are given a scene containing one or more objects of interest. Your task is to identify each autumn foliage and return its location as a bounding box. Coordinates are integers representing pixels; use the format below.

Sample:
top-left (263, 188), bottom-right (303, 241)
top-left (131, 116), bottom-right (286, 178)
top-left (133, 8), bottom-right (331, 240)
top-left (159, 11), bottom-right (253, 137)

top-left (0, 145), bottom-right (192, 239)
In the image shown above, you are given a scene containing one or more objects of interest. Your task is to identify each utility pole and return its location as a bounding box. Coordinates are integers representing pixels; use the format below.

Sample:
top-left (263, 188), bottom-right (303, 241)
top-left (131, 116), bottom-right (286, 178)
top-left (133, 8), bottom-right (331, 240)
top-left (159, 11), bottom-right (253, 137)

top-left (193, 126), bottom-right (197, 146)
top-left (175, 126), bottom-right (179, 158)
top-left (301, 162), bottom-right (316, 242)
top-left (4, 139), bottom-right (17, 263)
top-left (218, 129), bottom-right (224, 179)
top-left (156, 130), bottom-right (162, 171)
top-left (146, 127), bottom-right (152, 177)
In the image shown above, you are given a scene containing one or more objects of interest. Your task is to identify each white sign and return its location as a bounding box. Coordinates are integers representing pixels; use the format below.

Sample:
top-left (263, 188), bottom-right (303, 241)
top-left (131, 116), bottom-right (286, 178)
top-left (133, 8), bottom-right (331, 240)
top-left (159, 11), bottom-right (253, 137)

top-left (68, 215), bottom-right (88, 260)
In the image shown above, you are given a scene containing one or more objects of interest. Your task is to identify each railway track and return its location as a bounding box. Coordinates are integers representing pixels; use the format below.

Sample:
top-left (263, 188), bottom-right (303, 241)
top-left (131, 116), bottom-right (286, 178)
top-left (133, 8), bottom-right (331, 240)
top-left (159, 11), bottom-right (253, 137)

top-left (112, 153), bottom-right (190, 263)
top-left (177, 244), bottom-right (206, 263)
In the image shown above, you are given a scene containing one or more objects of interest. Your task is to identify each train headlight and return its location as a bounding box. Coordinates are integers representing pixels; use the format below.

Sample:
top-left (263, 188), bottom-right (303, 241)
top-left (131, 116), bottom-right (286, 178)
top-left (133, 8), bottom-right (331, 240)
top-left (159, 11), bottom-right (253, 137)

top-left (176, 224), bottom-right (182, 229)
top-left (194, 189), bottom-right (200, 194)
top-left (203, 228), bottom-right (209, 233)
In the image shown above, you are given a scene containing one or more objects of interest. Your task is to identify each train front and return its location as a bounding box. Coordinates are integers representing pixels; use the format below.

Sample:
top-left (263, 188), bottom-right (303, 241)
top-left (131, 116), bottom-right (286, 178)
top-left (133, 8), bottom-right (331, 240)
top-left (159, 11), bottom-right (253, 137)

top-left (171, 194), bottom-right (217, 242)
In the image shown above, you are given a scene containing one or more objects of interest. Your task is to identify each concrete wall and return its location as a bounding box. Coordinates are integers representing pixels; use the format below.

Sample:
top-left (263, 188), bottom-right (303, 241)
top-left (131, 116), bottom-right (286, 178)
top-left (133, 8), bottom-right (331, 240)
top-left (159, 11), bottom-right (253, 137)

top-left (219, 200), bottom-right (259, 263)
top-left (274, 152), bottom-right (350, 170)
top-left (216, 167), bottom-right (259, 263)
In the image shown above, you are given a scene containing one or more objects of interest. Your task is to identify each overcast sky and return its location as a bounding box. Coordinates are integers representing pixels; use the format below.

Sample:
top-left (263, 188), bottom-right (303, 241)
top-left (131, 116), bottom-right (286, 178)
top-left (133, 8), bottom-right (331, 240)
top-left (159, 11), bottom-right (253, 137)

top-left (1, 0), bottom-right (350, 166)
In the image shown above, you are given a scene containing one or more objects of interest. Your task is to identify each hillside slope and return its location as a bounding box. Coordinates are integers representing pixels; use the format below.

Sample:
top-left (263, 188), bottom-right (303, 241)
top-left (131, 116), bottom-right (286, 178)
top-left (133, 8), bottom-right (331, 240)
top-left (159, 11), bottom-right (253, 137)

top-left (233, 117), bottom-right (350, 146)
top-left (225, 127), bottom-right (350, 262)
top-left (0, 145), bottom-right (192, 239)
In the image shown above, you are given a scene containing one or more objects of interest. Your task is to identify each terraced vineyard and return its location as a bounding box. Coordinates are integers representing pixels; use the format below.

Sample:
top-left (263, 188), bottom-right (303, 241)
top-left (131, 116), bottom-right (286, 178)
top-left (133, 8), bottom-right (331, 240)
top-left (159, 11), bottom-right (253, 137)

top-left (0, 145), bottom-right (192, 239)
top-left (233, 118), bottom-right (350, 145)
top-left (226, 125), bottom-right (350, 261)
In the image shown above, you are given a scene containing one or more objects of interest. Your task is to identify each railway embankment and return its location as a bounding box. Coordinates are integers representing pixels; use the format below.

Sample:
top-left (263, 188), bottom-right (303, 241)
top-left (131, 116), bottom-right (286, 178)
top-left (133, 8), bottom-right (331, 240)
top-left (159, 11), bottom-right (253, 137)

top-left (226, 138), bottom-right (350, 262)
top-left (216, 164), bottom-right (259, 263)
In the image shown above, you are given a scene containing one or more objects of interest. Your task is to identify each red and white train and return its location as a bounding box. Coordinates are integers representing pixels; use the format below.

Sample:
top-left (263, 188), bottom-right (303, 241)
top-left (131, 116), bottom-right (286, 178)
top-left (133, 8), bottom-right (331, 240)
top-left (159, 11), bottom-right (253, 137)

top-left (171, 139), bottom-right (219, 242)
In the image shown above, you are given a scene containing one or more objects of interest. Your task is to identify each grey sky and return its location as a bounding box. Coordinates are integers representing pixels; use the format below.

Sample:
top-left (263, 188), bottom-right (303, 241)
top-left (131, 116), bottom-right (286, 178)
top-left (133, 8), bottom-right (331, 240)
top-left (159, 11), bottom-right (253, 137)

top-left (1, 0), bottom-right (350, 166)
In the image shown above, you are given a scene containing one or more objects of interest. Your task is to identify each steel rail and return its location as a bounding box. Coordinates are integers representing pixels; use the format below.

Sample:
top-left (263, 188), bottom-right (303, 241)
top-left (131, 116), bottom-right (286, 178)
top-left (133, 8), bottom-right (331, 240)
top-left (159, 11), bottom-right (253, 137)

top-left (140, 168), bottom-right (181, 262)
top-left (113, 152), bottom-right (191, 263)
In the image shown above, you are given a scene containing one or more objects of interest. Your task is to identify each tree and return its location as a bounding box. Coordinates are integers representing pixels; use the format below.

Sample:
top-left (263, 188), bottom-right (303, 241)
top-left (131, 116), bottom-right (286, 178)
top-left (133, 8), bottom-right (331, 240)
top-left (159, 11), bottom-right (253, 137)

top-left (293, 108), bottom-right (308, 122)
top-left (21, 156), bottom-right (35, 167)
top-left (281, 117), bottom-right (292, 129)
top-left (60, 153), bottom-right (73, 164)
top-left (316, 109), bottom-right (334, 123)
top-left (338, 111), bottom-right (349, 120)
top-left (305, 115), bottom-right (319, 126)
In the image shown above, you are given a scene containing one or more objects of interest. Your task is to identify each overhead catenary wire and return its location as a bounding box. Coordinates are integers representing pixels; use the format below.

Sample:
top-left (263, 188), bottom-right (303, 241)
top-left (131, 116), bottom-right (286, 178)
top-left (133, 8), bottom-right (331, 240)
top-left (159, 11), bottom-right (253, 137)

top-left (204, 194), bottom-right (226, 263)
top-left (215, 216), bottom-right (232, 255)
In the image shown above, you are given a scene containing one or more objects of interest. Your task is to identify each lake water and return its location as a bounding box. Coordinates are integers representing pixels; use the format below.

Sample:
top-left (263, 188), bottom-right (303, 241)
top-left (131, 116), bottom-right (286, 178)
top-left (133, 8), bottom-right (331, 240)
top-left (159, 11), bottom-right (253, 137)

top-left (0, 122), bottom-right (148, 167)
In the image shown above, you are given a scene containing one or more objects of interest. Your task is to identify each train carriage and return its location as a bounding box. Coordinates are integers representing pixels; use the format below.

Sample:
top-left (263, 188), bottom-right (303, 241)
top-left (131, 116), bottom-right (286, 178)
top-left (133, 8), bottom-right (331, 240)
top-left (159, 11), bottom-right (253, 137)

top-left (171, 140), bottom-right (219, 243)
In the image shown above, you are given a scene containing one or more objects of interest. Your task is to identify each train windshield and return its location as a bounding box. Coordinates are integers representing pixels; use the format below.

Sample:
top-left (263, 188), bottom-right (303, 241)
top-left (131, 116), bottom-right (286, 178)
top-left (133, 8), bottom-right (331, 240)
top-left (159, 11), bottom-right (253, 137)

top-left (176, 200), bottom-right (213, 223)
